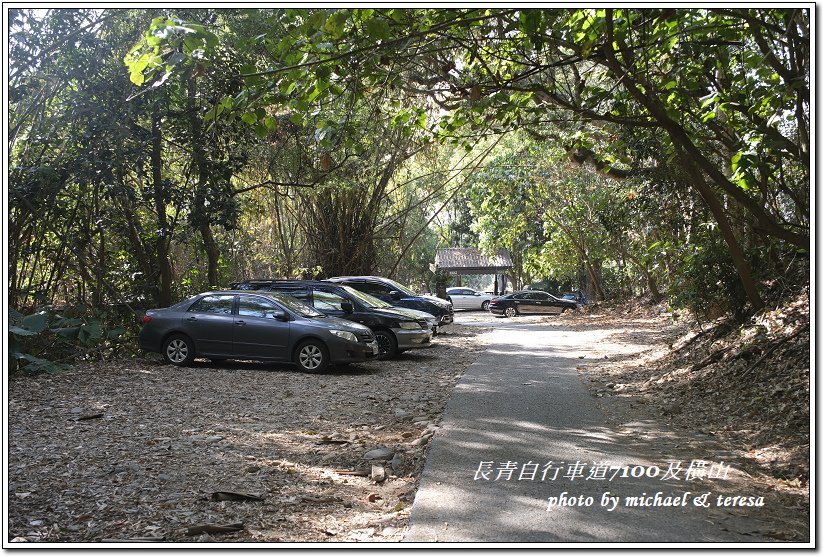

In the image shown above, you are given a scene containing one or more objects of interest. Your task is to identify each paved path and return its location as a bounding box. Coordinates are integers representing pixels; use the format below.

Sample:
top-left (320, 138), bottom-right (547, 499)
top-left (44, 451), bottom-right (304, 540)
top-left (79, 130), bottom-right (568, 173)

top-left (405, 316), bottom-right (769, 544)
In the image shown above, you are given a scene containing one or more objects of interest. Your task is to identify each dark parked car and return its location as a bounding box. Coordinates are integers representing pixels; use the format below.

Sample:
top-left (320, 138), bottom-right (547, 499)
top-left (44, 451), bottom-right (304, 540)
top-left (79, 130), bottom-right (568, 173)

top-left (326, 276), bottom-right (453, 329)
top-left (488, 290), bottom-right (578, 318)
top-left (230, 280), bottom-right (433, 359)
top-left (138, 291), bottom-right (379, 373)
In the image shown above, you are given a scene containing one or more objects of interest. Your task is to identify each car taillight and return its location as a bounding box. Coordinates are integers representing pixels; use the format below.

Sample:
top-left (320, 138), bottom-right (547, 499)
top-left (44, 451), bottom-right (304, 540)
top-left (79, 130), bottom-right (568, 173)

top-left (142, 315), bottom-right (153, 324)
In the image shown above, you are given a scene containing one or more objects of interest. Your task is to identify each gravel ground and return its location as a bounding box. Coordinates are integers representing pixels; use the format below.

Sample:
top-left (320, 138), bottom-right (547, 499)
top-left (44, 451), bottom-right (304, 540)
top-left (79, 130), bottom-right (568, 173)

top-left (6, 321), bottom-right (489, 544)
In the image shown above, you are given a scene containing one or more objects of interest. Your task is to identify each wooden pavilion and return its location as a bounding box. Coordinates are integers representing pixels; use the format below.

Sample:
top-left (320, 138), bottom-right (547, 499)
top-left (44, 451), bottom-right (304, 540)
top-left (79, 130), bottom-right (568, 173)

top-left (434, 247), bottom-right (513, 295)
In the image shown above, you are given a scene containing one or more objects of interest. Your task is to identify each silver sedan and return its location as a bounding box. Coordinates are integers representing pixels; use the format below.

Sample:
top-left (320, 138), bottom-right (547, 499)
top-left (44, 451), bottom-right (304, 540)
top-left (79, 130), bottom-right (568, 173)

top-left (446, 287), bottom-right (496, 311)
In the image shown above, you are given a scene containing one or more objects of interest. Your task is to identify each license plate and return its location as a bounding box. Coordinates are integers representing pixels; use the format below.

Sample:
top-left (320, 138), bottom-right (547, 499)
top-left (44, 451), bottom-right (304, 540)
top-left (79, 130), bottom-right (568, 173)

top-left (369, 341), bottom-right (379, 355)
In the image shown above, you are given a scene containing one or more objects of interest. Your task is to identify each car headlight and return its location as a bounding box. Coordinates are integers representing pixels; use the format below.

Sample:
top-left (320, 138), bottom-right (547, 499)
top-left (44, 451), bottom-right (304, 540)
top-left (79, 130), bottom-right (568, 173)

top-left (398, 321), bottom-right (421, 330)
top-left (331, 330), bottom-right (358, 343)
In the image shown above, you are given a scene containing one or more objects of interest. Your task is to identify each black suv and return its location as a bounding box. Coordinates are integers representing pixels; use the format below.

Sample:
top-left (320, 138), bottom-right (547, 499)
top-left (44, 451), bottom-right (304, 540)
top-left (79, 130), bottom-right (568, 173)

top-left (230, 280), bottom-right (433, 359)
top-left (325, 276), bottom-right (454, 329)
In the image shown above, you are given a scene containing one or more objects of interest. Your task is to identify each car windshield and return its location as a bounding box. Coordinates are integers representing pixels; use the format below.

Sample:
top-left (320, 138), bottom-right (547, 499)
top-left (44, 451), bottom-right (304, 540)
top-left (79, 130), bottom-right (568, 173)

top-left (340, 285), bottom-right (392, 309)
top-left (379, 277), bottom-right (416, 297)
top-left (264, 292), bottom-right (325, 318)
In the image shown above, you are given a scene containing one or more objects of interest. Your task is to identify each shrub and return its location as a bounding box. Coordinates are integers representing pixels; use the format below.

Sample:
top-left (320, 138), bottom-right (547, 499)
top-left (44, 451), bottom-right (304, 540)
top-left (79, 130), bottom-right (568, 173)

top-left (9, 305), bottom-right (130, 374)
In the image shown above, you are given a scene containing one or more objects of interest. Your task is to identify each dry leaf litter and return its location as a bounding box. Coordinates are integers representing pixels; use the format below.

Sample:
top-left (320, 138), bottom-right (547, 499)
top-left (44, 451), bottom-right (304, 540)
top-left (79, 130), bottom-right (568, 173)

top-left (8, 324), bottom-right (488, 543)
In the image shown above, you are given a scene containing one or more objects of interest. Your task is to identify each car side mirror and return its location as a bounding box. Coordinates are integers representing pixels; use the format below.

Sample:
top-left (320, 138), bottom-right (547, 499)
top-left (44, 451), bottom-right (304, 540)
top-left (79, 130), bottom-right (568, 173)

top-left (273, 311), bottom-right (289, 321)
top-left (389, 290), bottom-right (402, 300)
top-left (340, 301), bottom-right (354, 314)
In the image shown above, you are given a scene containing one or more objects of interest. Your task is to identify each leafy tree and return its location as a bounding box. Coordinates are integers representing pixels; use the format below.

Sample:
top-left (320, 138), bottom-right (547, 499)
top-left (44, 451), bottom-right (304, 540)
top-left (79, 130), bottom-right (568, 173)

top-left (8, 6), bottom-right (811, 373)
top-left (9, 8), bottom-right (171, 308)
top-left (466, 137), bottom-right (616, 297)
top-left (129, 8), bottom-right (808, 311)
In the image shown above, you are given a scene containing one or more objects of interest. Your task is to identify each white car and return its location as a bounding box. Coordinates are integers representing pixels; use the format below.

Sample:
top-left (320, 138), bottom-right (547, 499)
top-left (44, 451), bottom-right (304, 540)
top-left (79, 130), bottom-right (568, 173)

top-left (446, 287), bottom-right (496, 311)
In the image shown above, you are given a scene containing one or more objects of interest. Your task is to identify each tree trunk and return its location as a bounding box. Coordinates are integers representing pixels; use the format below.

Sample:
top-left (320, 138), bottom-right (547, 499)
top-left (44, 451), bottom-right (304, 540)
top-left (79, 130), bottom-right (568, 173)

top-left (200, 222), bottom-right (221, 288)
top-left (641, 266), bottom-right (663, 303)
top-left (584, 257), bottom-right (606, 301)
top-left (188, 76), bottom-right (221, 289)
top-left (120, 202), bottom-right (157, 296)
top-left (92, 183), bottom-right (106, 308)
top-left (678, 150), bottom-right (765, 311)
top-left (545, 213), bottom-right (605, 301)
top-left (151, 109), bottom-right (173, 307)
top-left (600, 14), bottom-right (764, 311)
top-left (619, 246), bottom-right (663, 304)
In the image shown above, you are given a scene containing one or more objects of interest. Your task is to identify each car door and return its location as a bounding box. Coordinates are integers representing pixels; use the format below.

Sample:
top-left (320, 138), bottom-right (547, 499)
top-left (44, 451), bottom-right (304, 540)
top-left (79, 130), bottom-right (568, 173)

top-left (233, 294), bottom-right (291, 360)
top-left (544, 293), bottom-right (567, 314)
top-left (527, 292), bottom-right (549, 313)
top-left (462, 289), bottom-right (484, 309)
top-left (310, 289), bottom-right (387, 351)
top-left (464, 289), bottom-right (483, 309)
top-left (530, 292), bottom-right (547, 313)
top-left (184, 294), bottom-right (236, 355)
top-left (311, 288), bottom-right (358, 320)
top-left (448, 289), bottom-right (466, 309)
top-left (512, 292), bottom-right (534, 313)
top-left (532, 292), bottom-right (564, 314)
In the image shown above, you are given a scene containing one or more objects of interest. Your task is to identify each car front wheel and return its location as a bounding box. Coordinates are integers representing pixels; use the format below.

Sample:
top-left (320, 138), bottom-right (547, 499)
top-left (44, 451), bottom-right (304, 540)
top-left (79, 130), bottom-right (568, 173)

top-left (504, 306), bottom-right (517, 318)
top-left (163, 334), bottom-right (195, 366)
top-left (295, 340), bottom-right (329, 373)
top-left (374, 330), bottom-right (398, 360)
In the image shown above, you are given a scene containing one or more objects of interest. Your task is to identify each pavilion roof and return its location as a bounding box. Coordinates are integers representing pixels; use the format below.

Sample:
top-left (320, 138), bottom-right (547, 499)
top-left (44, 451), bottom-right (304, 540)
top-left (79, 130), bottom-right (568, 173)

top-left (435, 247), bottom-right (513, 273)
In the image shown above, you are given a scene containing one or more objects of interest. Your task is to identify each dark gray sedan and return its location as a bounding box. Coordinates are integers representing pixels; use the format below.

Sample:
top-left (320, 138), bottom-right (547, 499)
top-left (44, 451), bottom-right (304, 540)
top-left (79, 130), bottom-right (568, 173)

top-left (139, 291), bottom-right (379, 373)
